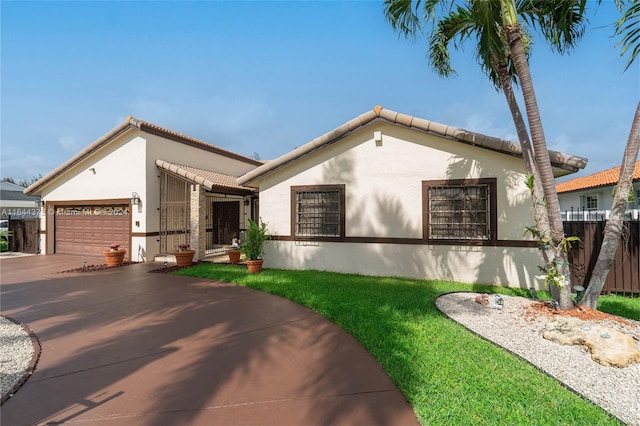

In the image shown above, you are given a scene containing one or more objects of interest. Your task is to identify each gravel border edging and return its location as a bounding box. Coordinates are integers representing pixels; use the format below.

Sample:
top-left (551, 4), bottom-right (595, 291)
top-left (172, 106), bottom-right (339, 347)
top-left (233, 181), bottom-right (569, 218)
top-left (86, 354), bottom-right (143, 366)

top-left (434, 291), bottom-right (629, 425)
top-left (0, 315), bottom-right (42, 405)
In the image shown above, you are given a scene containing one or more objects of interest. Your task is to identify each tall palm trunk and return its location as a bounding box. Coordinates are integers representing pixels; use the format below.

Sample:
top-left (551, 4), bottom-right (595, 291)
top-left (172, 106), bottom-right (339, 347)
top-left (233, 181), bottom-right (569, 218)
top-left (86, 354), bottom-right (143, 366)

top-left (494, 58), bottom-right (553, 266)
top-left (581, 102), bottom-right (640, 308)
top-left (501, 0), bottom-right (572, 309)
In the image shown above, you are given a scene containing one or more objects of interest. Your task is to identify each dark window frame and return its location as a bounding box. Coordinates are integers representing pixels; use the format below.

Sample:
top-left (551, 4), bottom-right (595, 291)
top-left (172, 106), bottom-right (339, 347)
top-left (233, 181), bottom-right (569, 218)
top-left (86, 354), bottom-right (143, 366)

top-left (584, 194), bottom-right (598, 210)
top-left (291, 185), bottom-right (346, 240)
top-left (422, 178), bottom-right (497, 243)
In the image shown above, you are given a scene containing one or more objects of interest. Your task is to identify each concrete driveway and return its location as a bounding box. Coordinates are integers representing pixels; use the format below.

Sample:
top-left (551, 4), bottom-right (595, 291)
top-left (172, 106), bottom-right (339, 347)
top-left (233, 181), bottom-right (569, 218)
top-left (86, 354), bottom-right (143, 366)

top-left (0, 255), bottom-right (419, 425)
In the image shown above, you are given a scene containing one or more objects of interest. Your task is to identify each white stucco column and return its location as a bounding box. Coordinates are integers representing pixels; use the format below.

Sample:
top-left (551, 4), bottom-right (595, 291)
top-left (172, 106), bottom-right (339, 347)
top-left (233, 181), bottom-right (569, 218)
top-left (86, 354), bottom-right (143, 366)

top-left (190, 184), bottom-right (206, 260)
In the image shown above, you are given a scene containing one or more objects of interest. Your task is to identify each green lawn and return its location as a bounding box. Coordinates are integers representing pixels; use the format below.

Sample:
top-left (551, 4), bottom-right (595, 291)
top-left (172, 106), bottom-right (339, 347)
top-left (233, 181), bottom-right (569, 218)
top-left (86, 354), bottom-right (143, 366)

top-left (176, 264), bottom-right (631, 425)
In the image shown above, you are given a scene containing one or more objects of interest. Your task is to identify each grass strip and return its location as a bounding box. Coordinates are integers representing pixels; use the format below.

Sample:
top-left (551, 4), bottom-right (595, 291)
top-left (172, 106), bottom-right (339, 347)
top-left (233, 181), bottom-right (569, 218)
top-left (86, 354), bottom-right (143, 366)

top-left (176, 264), bottom-right (630, 425)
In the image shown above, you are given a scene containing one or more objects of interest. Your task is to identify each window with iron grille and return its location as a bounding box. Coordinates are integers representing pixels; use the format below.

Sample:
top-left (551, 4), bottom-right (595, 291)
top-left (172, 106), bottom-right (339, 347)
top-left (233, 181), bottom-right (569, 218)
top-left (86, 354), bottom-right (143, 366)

top-left (291, 185), bottom-right (345, 239)
top-left (423, 179), bottom-right (497, 241)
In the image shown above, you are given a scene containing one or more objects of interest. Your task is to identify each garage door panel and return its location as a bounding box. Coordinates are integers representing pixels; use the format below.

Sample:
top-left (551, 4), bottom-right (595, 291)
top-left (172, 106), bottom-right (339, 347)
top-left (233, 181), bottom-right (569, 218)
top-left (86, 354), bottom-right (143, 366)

top-left (55, 205), bottom-right (130, 258)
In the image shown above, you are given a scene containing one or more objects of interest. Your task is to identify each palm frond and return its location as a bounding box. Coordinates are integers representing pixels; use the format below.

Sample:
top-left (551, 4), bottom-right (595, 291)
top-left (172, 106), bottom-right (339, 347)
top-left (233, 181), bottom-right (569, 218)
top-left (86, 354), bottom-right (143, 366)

top-left (519, 0), bottom-right (587, 54)
top-left (615, 0), bottom-right (640, 70)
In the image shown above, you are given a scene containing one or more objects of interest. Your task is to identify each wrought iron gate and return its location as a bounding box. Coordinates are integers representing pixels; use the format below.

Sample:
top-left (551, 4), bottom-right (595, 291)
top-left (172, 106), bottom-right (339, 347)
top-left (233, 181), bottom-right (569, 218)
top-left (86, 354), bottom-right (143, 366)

top-left (159, 173), bottom-right (190, 254)
top-left (205, 195), bottom-right (241, 256)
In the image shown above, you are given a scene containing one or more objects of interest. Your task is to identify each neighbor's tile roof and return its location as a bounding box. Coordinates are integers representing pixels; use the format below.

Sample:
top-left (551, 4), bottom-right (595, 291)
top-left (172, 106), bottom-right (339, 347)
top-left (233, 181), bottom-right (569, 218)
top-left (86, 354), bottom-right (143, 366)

top-left (238, 105), bottom-right (588, 186)
top-left (556, 160), bottom-right (640, 193)
top-left (25, 117), bottom-right (262, 196)
top-left (155, 159), bottom-right (255, 193)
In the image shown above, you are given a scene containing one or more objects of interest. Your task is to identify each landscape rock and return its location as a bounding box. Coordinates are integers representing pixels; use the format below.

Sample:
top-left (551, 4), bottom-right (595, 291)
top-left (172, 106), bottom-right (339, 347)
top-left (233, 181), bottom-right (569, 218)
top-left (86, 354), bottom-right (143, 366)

top-left (543, 316), bottom-right (640, 368)
top-left (475, 294), bottom-right (489, 305)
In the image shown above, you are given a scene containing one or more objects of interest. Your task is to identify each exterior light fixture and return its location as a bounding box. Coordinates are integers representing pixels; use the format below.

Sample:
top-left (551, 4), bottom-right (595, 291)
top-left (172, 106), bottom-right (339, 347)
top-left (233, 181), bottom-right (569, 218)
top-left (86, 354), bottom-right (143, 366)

top-left (131, 192), bottom-right (141, 206)
top-left (244, 199), bottom-right (250, 206)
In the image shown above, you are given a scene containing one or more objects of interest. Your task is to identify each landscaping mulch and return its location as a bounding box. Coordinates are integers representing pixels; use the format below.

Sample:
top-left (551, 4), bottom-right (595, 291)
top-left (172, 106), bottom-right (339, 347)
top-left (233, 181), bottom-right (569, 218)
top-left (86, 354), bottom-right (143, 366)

top-left (522, 300), bottom-right (635, 328)
top-left (148, 260), bottom-right (213, 274)
top-left (57, 262), bottom-right (140, 274)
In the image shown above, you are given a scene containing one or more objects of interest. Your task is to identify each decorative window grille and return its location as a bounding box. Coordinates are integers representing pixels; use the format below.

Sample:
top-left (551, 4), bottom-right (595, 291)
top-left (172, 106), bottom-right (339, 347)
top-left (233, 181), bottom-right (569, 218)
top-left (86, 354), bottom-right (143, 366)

top-left (292, 185), bottom-right (345, 238)
top-left (424, 179), bottom-right (496, 241)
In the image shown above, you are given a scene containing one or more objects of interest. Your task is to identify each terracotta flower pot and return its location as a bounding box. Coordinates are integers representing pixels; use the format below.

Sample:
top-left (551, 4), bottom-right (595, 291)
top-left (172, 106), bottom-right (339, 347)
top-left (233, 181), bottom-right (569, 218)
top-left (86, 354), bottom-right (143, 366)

top-left (227, 249), bottom-right (241, 264)
top-left (103, 249), bottom-right (126, 267)
top-left (174, 250), bottom-right (195, 267)
top-left (246, 259), bottom-right (264, 274)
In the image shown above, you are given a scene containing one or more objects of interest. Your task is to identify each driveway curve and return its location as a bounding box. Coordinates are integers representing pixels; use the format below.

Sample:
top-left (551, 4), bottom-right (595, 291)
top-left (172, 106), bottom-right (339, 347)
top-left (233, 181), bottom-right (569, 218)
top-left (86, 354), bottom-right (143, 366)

top-left (0, 255), bottom-right (418, 425)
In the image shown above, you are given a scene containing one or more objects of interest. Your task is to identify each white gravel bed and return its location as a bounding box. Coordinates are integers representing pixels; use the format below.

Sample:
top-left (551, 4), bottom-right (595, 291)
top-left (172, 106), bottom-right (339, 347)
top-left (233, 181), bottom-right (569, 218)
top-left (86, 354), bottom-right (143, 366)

top-left (0, 316), bottom-right (37, 403)
top-left (436, 293), bottom-right (640, 426)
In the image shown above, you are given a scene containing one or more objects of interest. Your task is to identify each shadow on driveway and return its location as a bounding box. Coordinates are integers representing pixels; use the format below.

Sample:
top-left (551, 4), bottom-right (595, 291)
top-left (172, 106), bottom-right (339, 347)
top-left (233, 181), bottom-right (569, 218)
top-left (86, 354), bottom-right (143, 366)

top-left (0, 255), bottom-right (418, 425)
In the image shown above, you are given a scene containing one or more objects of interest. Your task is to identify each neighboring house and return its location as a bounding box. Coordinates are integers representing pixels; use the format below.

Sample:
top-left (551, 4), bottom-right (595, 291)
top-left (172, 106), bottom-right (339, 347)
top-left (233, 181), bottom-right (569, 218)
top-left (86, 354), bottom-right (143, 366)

top-left (24, 117), bottom-right (262, 261)
top-left (1, 181), bottom-right (41, 253)
top-left (557, 160), bottom-right (640, 220)
top-left (238, 106), bottom-right (587, 288)
top-left (1, 181), bottom-right (41, 219)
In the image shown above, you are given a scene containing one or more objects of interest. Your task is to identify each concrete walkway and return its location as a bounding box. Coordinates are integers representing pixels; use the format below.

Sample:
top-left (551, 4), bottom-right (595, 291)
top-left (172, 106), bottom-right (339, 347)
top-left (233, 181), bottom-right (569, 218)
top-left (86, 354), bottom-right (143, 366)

top-left (0, 255), bottom-right (419, 425)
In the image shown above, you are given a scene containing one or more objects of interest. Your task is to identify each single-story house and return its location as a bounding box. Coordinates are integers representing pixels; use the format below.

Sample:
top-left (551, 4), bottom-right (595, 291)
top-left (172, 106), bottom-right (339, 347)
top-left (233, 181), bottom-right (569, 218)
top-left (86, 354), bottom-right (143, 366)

top-left (26, 105), bottom-right (589, 288)
top-left (1, 181), bottom-right (40, 219)
top-left (557, 160), bottom-right (640, 220)
top-left (238, 106), bottom-right (587, 287)
top-left (24, 117), bottom-right (262, 261)
top-left (1, 181), bottom-right (41, 253)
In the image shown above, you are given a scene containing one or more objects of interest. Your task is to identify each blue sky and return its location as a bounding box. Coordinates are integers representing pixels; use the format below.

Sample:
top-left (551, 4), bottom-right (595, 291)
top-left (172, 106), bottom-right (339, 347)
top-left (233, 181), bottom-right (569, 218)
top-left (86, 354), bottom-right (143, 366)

top-left (1, 1), bottom-right (638, 183)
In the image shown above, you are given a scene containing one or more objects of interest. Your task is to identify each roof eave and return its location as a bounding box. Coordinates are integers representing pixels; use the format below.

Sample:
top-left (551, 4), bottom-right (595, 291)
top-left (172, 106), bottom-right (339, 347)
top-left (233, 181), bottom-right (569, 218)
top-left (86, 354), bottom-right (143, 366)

top-left (131, 118), bottom-right (262, 167)
top-left (155, 159), bottom-right (255, 195)
top-left (238, 106), bottom-right (588, 186)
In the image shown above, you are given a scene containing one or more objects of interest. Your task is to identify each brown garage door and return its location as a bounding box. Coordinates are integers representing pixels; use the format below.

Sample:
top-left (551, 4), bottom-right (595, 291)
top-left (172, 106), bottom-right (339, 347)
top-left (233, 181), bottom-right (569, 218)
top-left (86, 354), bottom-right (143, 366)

top-left (55, 205), bottom-right (130, 258)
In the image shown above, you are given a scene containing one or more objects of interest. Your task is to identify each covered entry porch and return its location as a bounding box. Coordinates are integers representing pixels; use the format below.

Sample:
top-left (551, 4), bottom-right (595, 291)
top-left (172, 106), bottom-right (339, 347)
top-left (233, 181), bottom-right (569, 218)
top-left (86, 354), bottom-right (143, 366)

top-left (156, 160), bottom-right (257, 260)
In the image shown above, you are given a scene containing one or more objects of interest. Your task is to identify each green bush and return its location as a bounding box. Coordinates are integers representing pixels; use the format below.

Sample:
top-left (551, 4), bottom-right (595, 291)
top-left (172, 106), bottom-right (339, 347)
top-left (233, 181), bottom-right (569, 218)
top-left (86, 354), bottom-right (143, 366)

top-left (240, 218), bottom-right (268, 260)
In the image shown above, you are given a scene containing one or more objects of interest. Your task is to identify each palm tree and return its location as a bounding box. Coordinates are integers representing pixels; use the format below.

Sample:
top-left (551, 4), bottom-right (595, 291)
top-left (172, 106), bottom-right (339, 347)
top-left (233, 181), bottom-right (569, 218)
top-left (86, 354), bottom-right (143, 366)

top-left (427, 2), bottom-right (552, 266)
top-left (581, 0), bottom-right (640, 308)
top-left (500, 0), bottom-right (588, 310)
top-left (384, 0), bottom-right (587, 309)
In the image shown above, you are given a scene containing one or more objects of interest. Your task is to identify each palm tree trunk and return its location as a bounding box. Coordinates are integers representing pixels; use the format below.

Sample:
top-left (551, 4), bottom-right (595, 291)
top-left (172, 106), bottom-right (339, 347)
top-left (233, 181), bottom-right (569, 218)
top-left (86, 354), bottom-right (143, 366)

top-left (581, 102), bottom-right (640, 308)
top-left (502, 12), bottom-right (572, 309)
top-left (494, 58), bottom-right (553, 267)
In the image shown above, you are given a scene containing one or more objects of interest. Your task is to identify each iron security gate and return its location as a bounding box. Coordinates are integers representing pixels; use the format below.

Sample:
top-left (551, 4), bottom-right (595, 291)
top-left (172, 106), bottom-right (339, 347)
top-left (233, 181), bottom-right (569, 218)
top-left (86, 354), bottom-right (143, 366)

top-left (159, 173), bottom-right (190, 254)
top-left (205, 195), bottom-right (241, 256)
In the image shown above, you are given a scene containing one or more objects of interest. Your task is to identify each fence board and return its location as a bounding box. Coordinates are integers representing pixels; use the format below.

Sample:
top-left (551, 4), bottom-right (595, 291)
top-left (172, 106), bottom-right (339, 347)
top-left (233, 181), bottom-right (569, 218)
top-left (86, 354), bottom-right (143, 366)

top-left (565, 220), bottom-right (639, 295)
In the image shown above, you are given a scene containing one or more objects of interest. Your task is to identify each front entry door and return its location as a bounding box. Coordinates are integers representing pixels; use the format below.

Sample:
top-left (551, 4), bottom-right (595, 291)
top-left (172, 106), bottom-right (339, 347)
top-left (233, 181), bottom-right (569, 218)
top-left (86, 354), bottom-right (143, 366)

top-left (212, 201), bottom-right (240, 246)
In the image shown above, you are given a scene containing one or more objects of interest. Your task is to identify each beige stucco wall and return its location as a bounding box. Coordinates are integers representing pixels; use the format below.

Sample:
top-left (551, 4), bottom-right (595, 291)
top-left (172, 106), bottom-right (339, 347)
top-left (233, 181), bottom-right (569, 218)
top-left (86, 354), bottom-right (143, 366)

top-left (257, 123), bottom-right (543, 288)
top-left (37, 127), bottom-right (259, 260)
top-left (264, 241), bottom-right (539, 288)
top-left (38, 129), bottom-right (146, 256)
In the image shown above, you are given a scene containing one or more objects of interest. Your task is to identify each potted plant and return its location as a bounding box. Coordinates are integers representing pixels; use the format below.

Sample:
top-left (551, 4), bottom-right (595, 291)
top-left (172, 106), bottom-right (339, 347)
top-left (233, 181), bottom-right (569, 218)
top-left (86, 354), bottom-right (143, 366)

top-left (174, 243), bottom-right (195, 267)
top-left (240, 218), bottom-right (268, 273)
top-left (103, 243), bottom-right (126, 266)
top-left (227, 235), bottom-right (241, 264)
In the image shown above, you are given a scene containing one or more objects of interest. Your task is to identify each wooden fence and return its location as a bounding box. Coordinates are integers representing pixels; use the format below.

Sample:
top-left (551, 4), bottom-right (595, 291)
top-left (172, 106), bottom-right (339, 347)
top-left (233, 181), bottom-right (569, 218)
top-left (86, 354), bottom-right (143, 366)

top-left (8, 218), bottom-right (40, 254)
top-left (564, 220), bottom-right (639, 295)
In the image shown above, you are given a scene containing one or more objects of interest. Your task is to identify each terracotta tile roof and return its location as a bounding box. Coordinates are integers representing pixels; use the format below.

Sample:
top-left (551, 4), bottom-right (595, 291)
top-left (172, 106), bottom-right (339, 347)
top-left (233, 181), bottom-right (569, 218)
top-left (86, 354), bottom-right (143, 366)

top-left (155, 159), bottom-right (255, 193)
top-left (25, 117), bottom-right (262, 196)
top-left (557, 160), bottom-right (640, 193)
top-left (128, 117), bottom-right (262, 166)
top-left (238, 105), bottom-right (588, 186)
